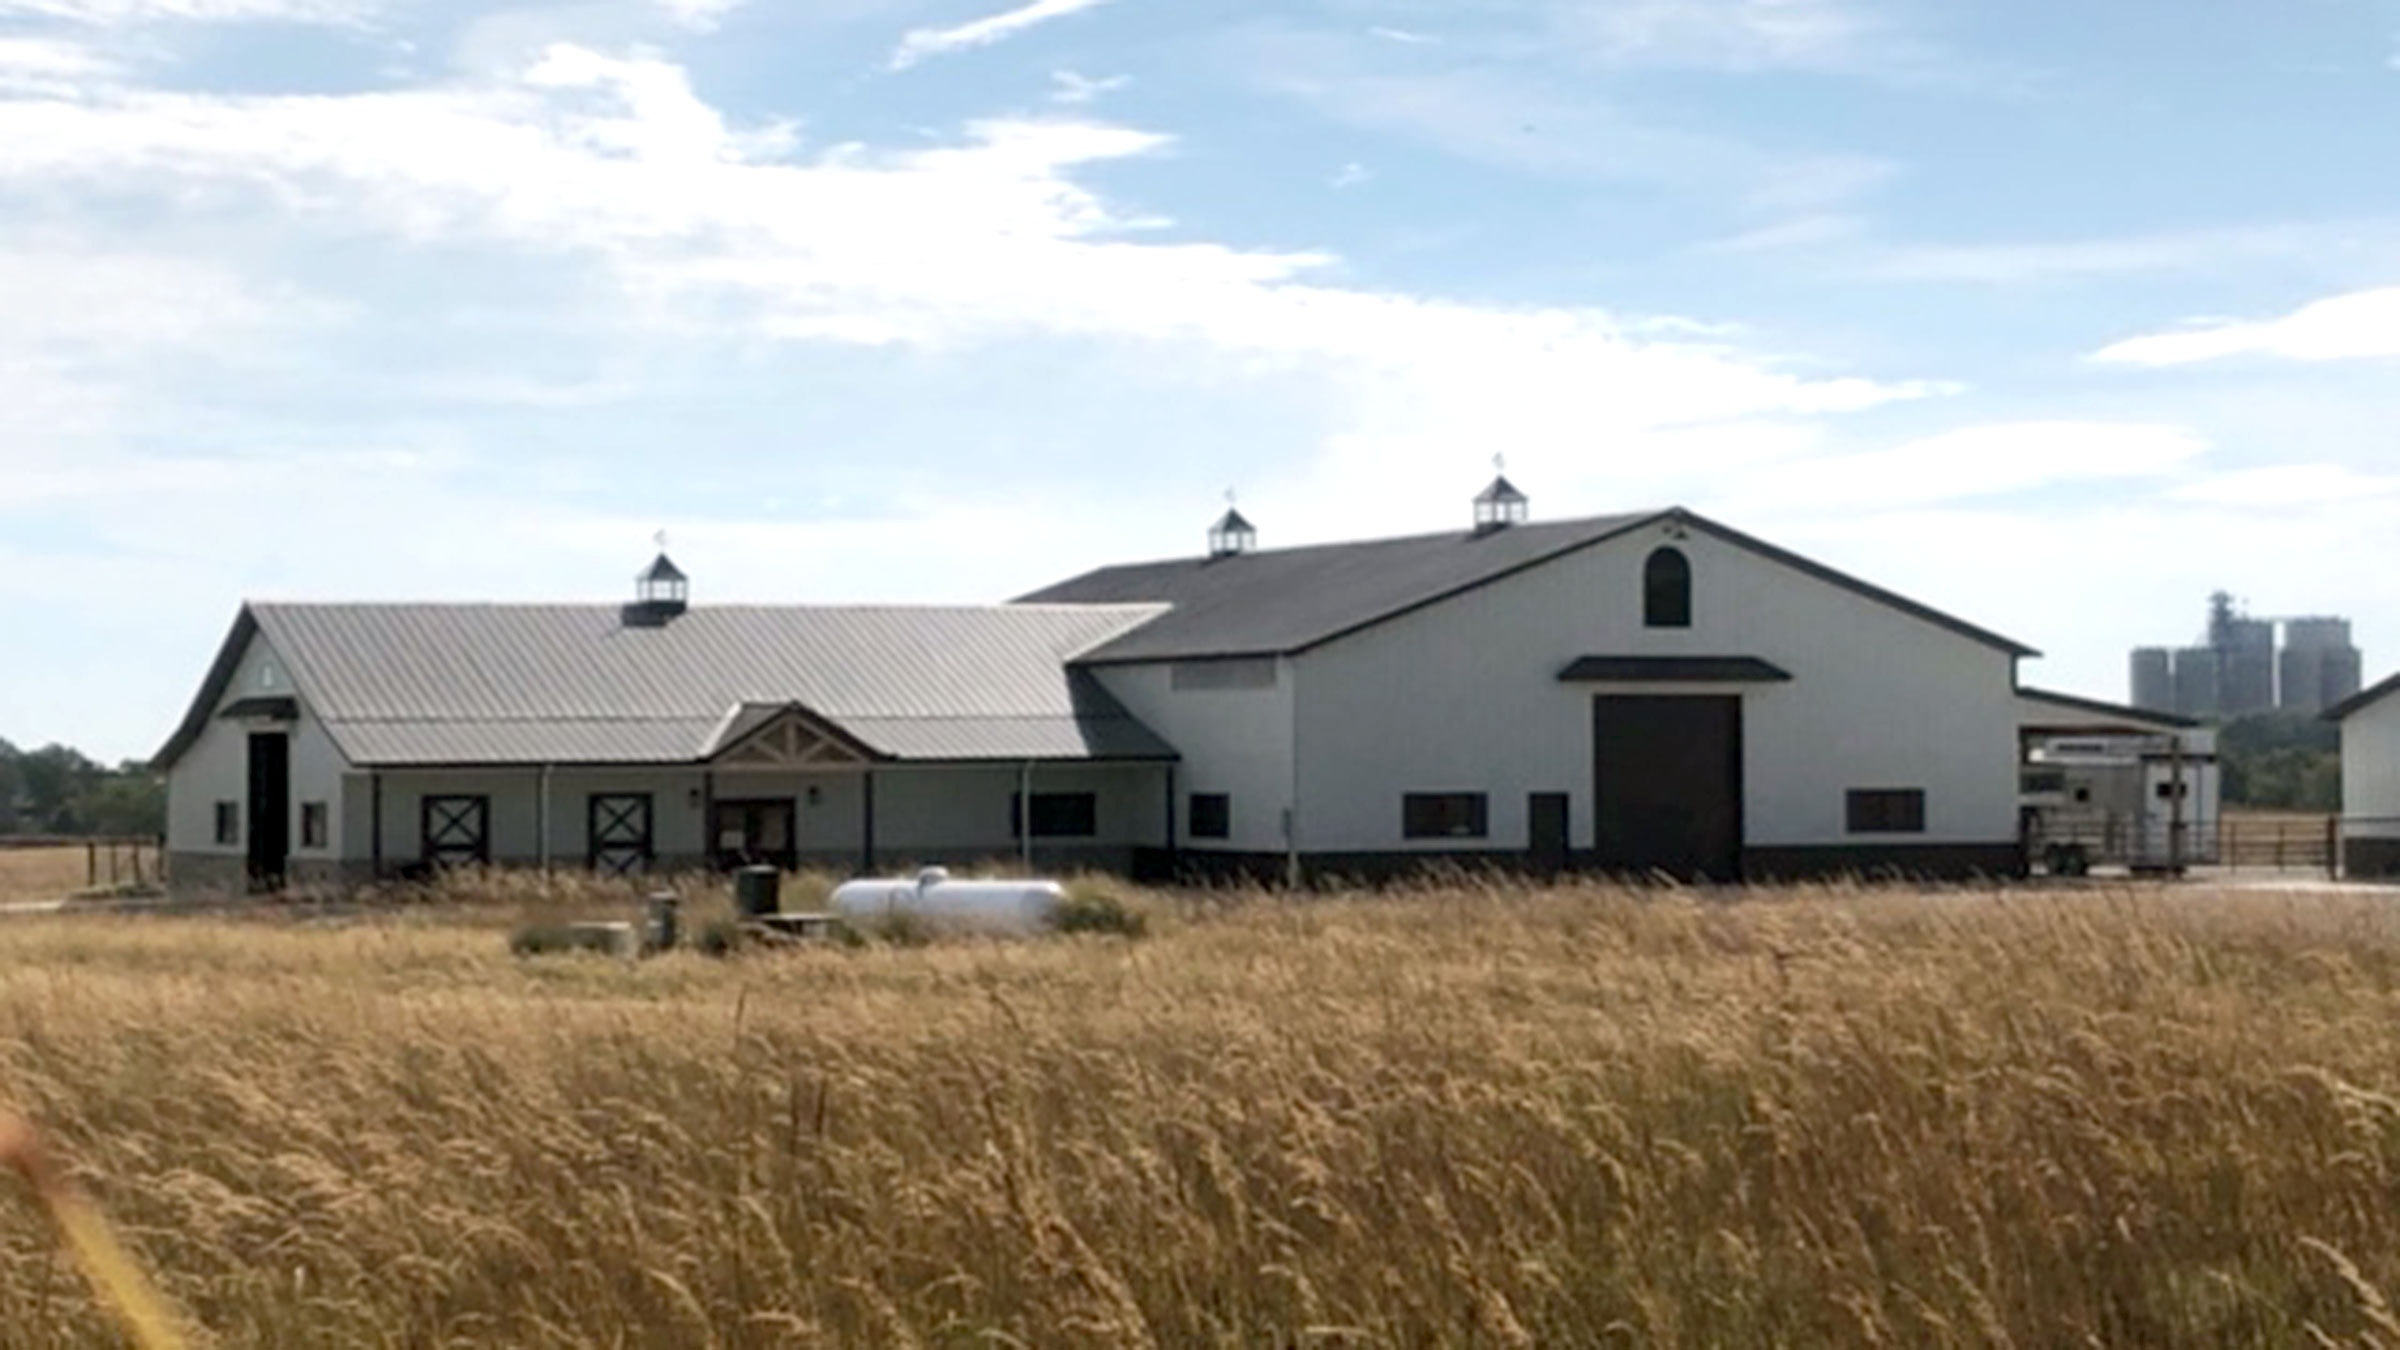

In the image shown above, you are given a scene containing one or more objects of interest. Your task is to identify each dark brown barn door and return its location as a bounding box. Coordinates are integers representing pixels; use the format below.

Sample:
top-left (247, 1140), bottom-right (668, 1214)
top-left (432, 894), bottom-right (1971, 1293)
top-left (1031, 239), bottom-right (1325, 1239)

top-left (246, 732), bottom-right (290, 893)
top-left (1528, 792), bottom-right (1571, 876)
top-left (1593, 696), bottom-right (1743, 882)
top-left (589, 794), bottom-right (654, 876)
top-left (421, 795), bottom-right (491, 870)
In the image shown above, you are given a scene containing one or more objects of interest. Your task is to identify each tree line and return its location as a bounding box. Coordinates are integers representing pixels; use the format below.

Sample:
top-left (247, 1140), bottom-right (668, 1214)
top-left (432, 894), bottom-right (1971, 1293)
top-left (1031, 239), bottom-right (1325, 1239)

top-left (2217, 713), bottom-right (2342, 815)
top-left (0, 738), bottom-right (166, 838)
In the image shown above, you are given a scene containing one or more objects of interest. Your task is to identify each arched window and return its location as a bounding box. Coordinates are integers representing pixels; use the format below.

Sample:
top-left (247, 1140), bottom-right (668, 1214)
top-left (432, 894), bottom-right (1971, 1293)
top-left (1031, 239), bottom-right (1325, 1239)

top-left (1644, 547), bottom-right (1691, 628)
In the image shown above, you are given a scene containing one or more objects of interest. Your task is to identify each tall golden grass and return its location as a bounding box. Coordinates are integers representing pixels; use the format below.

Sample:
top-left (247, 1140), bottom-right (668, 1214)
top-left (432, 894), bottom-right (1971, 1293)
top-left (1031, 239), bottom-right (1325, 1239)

top-left (7, 877), bottom-right (2400, 1346)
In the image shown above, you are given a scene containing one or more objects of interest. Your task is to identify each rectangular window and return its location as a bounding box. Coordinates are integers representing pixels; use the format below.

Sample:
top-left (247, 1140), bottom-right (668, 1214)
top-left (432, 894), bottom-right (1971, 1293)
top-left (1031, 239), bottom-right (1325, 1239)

top-left (300, 802), bottom-right (328, 850)
top-left (1171, 658), bottom-right (1277, 692)
top-left (1188, 793), bottom-right (1231, 840)
top-left (2154, 781), bottom-right (2189, 800)
top-left (1012, 792), bottom-right (1098, 840)
top-left (214, 801), bottom-right (240, 846)
top-left (1403, 793), bottom-right (1489, 840)
top-left (1846, 789), bottom-right (1927, 835)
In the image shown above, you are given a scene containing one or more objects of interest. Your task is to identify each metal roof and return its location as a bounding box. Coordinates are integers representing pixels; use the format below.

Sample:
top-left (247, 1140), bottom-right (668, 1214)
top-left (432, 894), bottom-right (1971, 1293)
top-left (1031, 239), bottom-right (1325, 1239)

top-left (1023, 508), bottom-right (2038, 665)
top-left (157, 603), bottom-right (1177, 769)
top-left (2015, 686), bottom-right (2199, 732)
top-left (1022, 511), bottom-right (1660, 663)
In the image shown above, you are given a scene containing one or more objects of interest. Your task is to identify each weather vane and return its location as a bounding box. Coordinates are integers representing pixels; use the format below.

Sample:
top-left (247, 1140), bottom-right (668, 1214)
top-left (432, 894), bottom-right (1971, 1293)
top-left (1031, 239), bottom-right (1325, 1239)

top-left (654, 528), bottom-right (669, 553)
top-left (1493, 453), bottom-right (1506, 475)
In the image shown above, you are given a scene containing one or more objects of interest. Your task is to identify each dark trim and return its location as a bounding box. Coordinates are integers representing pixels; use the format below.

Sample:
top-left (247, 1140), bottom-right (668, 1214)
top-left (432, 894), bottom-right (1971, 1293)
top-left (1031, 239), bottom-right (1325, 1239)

top-left (2327, 671), bottom-right (2400, 722)
top-left (342, 753), bottom-right (1184, 771)
top-left (2017, 686), bottom-right (2199, 730)
top-left (1741, 842), bottom-right (2025, 883)
top-left (1559, 656), bottom-right (1791, 683)
top-left (218, 696), bottom-right (300, 722)
top-left (2346, 838), bottom-right (2400, 879)
top-left (370, 773), bottom-right (384, 877)
top-left (861, 770), bottom-right (878, 873)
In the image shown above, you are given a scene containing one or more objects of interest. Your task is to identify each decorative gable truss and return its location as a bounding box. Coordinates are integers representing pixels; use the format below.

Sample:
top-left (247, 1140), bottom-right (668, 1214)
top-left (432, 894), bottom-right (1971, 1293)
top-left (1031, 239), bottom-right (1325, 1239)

top-left (707, 704), bottom-right (880, 769)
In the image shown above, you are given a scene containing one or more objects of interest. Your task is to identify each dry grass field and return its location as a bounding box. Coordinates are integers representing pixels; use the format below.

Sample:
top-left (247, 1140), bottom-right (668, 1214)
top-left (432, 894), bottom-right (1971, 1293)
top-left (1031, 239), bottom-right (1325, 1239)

top-left (8, 877), bottom-right (2400, 1347)
top-left (0, 846), bottom-right (89, 905)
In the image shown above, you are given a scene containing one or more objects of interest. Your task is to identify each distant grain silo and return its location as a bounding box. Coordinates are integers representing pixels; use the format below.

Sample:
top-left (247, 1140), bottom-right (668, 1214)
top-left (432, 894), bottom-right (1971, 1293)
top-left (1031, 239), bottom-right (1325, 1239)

top-left (2283, 617), bottom-right (2363, 714)
top-left (2173, 646), bottom-right (2222, 719)
top-left (2129, 647), bottom-right (2174, 714)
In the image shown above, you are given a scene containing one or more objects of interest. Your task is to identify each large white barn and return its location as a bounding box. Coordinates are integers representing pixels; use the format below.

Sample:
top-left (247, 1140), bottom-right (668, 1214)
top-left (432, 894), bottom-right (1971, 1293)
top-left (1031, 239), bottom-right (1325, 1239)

top-left (2329, 673), bottom-right (2400, 877)
top-left (157, 486), bottom-right (2043, 892)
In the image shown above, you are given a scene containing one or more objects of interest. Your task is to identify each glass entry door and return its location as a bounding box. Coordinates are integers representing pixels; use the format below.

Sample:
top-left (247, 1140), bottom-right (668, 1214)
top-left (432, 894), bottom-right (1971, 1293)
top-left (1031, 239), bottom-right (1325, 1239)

top-left (711, 798), bottom-right (796, 871)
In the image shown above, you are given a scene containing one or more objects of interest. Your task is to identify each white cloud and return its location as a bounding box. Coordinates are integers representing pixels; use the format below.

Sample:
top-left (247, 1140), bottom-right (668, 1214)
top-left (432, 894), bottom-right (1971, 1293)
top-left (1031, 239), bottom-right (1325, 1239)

top-left (1048, 68), bottom-right (1127, 104)
top-left (2094, 288), bottom-right (2400, 367)
top-left (1697, 214), bottom-right (1865, 254)
top-left (0, 36), bottom-right (122, 93)
top-left (1330, 160), bottom-right (1369, 189)
top-left (0, 45), bottom-right (1930, 428)
top-left (1368, 25), bottom-right (1437, 45)
top-left (888, 0), bottom-right (1114, 72)
top-left (1856, 220), bottom-right (2390, 285)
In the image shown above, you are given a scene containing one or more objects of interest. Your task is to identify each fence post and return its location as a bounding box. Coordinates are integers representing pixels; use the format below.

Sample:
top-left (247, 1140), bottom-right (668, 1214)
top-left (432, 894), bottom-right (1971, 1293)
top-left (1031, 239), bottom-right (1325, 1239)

top-left (85, 840), bottom-right (96, 888)
top-left (2328, 816), bottom-right (2341, 881)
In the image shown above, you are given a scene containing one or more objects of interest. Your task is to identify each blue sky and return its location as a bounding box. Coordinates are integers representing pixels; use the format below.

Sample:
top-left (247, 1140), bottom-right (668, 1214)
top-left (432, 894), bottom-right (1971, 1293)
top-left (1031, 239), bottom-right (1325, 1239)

top-left (4, 0), bottom-right (2400, 760)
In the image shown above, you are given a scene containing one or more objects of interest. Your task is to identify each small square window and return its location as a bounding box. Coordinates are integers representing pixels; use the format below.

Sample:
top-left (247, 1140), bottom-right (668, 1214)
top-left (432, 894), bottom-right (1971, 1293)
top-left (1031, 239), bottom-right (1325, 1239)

top-left (214, 801), bottom-right (240, 846)
top-left (1403, 793), bottom-right (1489, 840)
top-left (301, 802), bottom-right (328, 850)
top-left (1846, 789), bottom-right (1926, 835)
top-left (1189, 793), bottom-right (1231, 840)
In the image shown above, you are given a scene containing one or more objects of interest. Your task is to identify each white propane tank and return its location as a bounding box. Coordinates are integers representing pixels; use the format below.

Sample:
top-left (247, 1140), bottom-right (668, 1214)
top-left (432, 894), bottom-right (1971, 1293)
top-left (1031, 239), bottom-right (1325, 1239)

top-left (830, 867), bottom-right (1067, 937)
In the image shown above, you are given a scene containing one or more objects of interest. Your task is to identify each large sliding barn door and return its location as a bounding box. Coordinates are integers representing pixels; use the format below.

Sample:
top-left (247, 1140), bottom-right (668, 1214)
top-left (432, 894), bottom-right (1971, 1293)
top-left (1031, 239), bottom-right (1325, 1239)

top-left (1592, 695), bottom-right (1744, 882)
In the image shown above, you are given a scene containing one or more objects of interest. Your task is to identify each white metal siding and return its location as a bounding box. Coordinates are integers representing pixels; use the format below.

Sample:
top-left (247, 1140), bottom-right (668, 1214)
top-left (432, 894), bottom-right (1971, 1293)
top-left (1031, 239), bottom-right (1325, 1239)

top-left (166, 632), bottom-right (353, 858)
top-left (1291, 526), bottom-right (2021, 853)
top-left (1092, 661), bottom-right (1295, 854)
top-left (2343, 697), bottom-right (2400, 836)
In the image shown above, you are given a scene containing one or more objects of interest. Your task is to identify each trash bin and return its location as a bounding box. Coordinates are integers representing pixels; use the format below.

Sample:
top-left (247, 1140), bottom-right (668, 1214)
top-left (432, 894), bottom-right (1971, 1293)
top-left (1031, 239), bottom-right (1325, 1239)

top-left (734, 865), bottom-right (781, 919)
top-left (645, 891), bottom-right (681, 952)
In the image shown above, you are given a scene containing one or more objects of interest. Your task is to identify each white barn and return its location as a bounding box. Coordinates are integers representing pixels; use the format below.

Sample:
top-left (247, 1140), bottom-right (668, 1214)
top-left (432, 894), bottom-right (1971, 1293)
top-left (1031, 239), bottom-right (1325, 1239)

top-left (157, 487), bottom-right (2041, 892)
top-left (2329, 673), bottom-right (2400, 878)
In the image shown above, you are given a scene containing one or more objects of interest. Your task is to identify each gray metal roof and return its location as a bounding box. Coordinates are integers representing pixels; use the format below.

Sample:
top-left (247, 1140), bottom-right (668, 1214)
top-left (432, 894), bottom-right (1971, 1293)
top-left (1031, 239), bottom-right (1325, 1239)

top-left (158, 603), bottom-right (1177, 769)
top-left (1022, 512), bottom-right (1657, 663)
top-left (1020, 507), bottom-right (2038, 664)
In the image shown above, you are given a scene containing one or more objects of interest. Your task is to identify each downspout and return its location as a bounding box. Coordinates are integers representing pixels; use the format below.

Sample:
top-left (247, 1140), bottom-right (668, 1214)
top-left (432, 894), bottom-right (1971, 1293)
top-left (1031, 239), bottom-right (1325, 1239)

top-left (539, 764), bottom-right (554, 875)
top-left (1019, 760), bottom-right (1034, 871)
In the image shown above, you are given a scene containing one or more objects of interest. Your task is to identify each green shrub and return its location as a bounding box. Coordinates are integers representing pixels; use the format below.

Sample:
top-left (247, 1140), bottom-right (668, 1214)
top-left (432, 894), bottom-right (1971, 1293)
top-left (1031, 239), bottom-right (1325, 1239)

top-left (1053, 882), bottom-right (1149, 939)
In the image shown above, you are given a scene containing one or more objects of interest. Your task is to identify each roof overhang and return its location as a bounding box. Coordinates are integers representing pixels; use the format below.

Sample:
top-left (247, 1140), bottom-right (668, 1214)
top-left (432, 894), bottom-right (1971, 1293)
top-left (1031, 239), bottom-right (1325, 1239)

top-left (1557, 655), bottom-right (1793, 683)
top-left (2326, 673), bottom-right (2400, 722)
top-left (703, 702), bottom-right (889, 767)
top-left (2016, 686), bottom-right (2199, 736)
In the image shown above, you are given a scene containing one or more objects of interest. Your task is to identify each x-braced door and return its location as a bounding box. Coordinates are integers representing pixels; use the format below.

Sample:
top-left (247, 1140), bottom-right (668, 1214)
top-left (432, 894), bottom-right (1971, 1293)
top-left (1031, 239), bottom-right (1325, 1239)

top-left (588, 793), bottom-right (654, 876)
top-left (421, 795), bottom-right (491, 870)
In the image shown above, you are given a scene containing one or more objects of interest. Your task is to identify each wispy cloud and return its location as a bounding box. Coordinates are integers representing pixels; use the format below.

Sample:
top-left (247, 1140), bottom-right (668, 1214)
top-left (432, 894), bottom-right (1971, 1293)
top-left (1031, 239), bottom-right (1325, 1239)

top-left (1368, 25), bottom-right (1436, 46)
top-left (1049, 68), bottom-right (1127, 104)
top-left (655, 0), bottom-right (743, 33)
top-left (2094, 288), bottom-right (2400, 367)
top-left (0, 0), bottom-right (368, 23)
top-left (889, 0), bottom-right (1114, 72)
top-left (1330, 161), bottom-right (1369, 189)
top-left (0, 36), bottom-right (122, 93)
top-left (2169, 463), bottom-right (2400, 507)
top-left (1853, 220), bottom-right (2390, 285)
